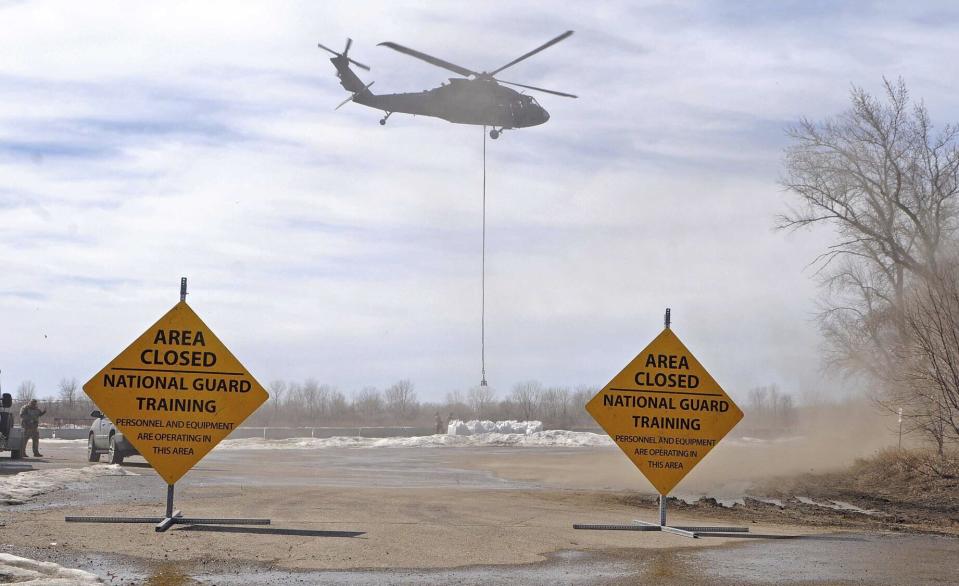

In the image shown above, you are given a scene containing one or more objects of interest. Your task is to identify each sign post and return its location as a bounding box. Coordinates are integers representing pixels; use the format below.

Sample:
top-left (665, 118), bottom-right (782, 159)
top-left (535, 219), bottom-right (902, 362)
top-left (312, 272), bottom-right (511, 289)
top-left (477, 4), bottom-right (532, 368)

top-left (574, 309), bottom-right (747, 538)
top-left (66, 278), bottom-right (271, 532)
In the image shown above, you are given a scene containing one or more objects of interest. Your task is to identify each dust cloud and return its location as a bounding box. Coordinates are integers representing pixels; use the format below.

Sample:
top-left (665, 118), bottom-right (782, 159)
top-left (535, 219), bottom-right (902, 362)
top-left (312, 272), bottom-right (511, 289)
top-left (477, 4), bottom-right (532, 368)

top-left (453, 397), bottom-right (899, 499)
top-left (683, 398), bottom-right (899, 492)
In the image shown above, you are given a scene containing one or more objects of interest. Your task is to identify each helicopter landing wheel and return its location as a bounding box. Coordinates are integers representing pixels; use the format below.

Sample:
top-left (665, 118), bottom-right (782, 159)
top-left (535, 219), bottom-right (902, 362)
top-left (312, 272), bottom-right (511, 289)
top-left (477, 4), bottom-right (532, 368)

top-left (489, 129), bottom-right (500, 140)
top-left (380, 118), bottom-right (386, 125)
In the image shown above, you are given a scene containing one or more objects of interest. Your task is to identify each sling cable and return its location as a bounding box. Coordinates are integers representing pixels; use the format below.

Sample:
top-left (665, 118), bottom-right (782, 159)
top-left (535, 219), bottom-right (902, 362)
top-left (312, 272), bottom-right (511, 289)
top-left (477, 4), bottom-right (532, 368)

top-left (480, 126), bottom-right (488, 387)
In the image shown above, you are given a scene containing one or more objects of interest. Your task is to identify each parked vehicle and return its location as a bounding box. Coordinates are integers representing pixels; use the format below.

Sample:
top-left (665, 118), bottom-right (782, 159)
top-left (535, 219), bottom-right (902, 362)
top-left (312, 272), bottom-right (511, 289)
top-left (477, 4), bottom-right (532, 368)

top-left (0, 393), bottom-right (24, 459)
top-left (88, 410), bottom-right (138, 464)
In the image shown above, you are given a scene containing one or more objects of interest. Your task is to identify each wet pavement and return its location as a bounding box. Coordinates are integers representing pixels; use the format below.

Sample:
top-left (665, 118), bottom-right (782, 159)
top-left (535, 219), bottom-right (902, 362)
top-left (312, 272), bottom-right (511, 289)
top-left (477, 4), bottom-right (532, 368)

top-left (3, 441), bottom-right (959, 584)
top-left (6, 532), bottom-right (959, 585)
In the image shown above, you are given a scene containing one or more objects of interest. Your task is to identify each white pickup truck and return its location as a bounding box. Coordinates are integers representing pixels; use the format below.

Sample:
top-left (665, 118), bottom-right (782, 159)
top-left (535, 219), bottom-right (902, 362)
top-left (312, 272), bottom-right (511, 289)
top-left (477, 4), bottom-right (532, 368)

top-left (0, 393), bottom-right (24, 459)
top-left (87, 409), bottom-right (138, 464)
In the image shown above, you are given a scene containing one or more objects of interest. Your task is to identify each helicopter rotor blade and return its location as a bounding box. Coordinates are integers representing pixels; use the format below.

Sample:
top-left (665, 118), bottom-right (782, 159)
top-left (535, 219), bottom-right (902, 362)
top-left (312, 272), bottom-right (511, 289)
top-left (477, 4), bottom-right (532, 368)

top-left (498, 79), bottom-right (577, 98)
top-left (317, 41), bottom-right (371, 71)
top-left (347, 57), bottom-right (371, 71)
top-left (344, 38), bottom-right (353, 55)
top-left (378, 41), bottom-right (477, 77)
top-left (317, 42), bottom-right (340, 56)
top-left (489, 30), bottom-right (573, 76)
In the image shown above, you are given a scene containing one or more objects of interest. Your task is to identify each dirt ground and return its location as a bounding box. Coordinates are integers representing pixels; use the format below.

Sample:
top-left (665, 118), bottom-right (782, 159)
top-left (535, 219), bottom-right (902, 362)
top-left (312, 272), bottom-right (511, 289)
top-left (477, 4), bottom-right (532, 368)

top-left (2, 435), bottom-right (959, 584)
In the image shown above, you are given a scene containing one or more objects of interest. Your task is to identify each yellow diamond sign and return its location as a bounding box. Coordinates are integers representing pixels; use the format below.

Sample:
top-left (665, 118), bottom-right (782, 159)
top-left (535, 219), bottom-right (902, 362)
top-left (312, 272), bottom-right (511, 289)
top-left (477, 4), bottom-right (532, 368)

top-left (586, 327), bottom-right (743, 495)
top-left (83, 301), bottom-right (268, 485)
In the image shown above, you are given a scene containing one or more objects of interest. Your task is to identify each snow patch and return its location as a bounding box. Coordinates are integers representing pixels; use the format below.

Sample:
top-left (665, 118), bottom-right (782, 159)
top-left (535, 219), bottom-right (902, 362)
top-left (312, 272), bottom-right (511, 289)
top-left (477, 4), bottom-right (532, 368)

top-left (0, 553), bottom-right (101, 584)
top-left (217, 436), bottom-right (372, 450)
top-left (750, 497), bottom-right (785, 508)
top-left (731, 436), bottom-right (805, 446)
top-left (447, 420), bottom-right (543, 435)
top-left (794, 496), bottom-right (884, 516)
top-left (217, 430), bottom-right (612, 450)
top-left (0, 465), bottom-right (138, 505)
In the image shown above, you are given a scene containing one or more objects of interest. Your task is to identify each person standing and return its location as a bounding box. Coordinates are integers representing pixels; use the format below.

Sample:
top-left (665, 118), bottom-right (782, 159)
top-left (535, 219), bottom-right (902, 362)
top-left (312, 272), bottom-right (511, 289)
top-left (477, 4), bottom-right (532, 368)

top-left (19, 398), bottom-right (45, 457)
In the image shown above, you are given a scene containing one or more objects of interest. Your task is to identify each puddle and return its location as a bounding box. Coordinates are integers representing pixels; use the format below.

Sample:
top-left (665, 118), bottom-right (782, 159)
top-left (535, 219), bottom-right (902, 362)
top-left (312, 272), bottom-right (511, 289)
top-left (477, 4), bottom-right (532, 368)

top-left (192, 551), bottom-right (641, 585)
top-left (686, 532), bottom-right (959, 585)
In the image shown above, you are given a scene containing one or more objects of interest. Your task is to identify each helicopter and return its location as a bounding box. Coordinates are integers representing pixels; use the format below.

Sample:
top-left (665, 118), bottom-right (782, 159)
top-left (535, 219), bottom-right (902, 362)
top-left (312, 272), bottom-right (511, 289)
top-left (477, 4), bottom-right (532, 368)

top-left (318, 31), bottom-right (576, 139)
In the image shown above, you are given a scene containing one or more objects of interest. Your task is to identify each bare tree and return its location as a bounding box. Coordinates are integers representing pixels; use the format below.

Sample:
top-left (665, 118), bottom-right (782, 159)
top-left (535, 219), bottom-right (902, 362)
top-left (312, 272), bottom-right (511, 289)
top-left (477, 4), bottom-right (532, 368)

top-left (329, 389), bottom-right (349, 418)
top-left (57, 377), bottom-right (78, 406)
top-left (268, 380), bottom-right (287, 421)
top-left (540, 386), bottom-right (572, 425)
top-left (444, 389), bottom-right (469, 419)
top-left (353, 387), bottom-right (383, 421)
top-left (299, 379), bottom-right (322, 424)
top-left (467, 385), bottom-right (496, 419)
top-left (894, 266), bottom-right (959, 454)
top-left (385, 379), bottom-right (418, 420)
top-left (781, 78), bottom-right (959, 382)
top-left (746, 385), bottom-right (798, 434)
top-left (16, 380), bottom-right (36, 402)
top-left (572, 385), bottom-right (597, 426)
top-left (510, 380), bottom-right (542, 420)
top-left (283, 381), bottom-right (303, 423)
top-left (748, 386), bottom-right (769, 414)
top-left (776, 393), bottom-right (797, 428)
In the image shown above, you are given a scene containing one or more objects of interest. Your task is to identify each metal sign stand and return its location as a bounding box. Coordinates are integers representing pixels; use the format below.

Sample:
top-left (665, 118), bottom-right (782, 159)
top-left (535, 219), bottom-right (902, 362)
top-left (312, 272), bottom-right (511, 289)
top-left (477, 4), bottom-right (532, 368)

top-left (574, 309), bottom-right (749, 539)
top-left (67, 482), bottom-right (271, 533)
top-left (65, 278), bottom-right (271, 533)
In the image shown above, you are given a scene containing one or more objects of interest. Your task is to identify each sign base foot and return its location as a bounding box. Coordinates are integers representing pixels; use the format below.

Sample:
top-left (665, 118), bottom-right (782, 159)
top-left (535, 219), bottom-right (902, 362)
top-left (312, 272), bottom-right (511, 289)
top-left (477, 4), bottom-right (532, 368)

top-left (66, 512), bottom-right (270, 533)
top-left (573, 519), bottom-right (749, 539)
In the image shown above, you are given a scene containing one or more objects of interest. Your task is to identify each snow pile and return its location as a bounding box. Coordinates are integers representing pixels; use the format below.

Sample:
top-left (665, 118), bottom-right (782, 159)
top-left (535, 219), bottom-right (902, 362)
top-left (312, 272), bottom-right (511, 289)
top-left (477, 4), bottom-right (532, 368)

top-left (519, 429), bottom-right (612, 447)
top-left (447, 420), bottom-right (544, 435)
top-left (0, 465), bottom-right (138, 505)
top-left (217, 430), bottom-right (611, 450)
top-left (0, 553), bottom-right (101, 584)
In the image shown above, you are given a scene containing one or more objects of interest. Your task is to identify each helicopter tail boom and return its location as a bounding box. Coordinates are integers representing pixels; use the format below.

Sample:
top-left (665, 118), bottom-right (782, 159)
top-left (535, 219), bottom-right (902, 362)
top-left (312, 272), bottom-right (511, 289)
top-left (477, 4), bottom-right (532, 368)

top-left (331, 56), bottom-right (374, 97)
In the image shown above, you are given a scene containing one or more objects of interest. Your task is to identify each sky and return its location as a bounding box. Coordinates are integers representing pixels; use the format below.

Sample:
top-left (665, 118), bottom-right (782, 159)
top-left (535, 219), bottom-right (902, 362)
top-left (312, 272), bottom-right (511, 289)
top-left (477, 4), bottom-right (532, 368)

top-left (1, 1), bottom-right (958, 403)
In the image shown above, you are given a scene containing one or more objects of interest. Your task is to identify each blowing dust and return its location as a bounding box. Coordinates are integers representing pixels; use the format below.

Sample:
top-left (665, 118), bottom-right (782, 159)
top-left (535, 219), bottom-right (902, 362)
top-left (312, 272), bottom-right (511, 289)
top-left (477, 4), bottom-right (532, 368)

top-left (682, 399), bottom-right (899, 493)
top-left (452, 398), bottom-right (899, 499)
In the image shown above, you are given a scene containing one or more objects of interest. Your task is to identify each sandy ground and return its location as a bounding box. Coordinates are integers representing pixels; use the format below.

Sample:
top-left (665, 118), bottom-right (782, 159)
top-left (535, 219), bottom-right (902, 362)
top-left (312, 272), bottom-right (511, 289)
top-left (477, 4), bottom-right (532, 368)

top-left (2, 437), bottom-right (958, 584)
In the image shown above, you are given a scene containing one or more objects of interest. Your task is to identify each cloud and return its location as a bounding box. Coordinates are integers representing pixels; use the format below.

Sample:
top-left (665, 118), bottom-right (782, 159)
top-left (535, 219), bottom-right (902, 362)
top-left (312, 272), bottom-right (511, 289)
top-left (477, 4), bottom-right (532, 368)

top-left (0, 1), bottom-right (956, 402)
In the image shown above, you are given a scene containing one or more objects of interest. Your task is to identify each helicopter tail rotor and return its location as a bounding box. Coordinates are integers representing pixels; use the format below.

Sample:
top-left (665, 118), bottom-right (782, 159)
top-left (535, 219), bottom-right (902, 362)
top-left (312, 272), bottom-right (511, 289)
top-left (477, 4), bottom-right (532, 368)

top-left (335, 81), bottom-right (375, 110)
top-left (318, 38), bottom-right (371, 71)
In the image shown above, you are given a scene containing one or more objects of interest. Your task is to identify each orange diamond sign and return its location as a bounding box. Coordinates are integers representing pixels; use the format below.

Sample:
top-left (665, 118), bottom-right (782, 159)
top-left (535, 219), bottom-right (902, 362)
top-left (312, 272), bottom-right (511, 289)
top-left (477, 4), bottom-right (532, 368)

top-left (586, 327), bottom-right (743, 495)
top-left (83, 301), bottom-right (268, 484)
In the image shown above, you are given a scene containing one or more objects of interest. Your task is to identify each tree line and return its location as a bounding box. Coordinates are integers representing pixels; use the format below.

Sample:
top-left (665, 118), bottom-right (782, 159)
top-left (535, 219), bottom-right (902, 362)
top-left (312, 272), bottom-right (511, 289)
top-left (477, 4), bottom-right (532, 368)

top-left (248, 379), bottom-right (602, 429)
top-left (4, 376), bottom-right (602, 430)
top-left (8, 374), bottom-right (807, 438)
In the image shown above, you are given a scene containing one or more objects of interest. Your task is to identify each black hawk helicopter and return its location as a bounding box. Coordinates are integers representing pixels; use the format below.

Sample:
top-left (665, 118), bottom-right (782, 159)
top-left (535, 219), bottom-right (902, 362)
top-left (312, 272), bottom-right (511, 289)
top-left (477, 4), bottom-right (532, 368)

top-left (319, 31), bottom-right (576, 139)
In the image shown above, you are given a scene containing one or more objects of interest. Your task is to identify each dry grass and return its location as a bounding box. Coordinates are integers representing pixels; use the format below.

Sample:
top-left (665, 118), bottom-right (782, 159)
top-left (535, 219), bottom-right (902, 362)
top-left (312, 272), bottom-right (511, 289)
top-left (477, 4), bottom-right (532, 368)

top-left (757, 448), bottom-right (959, 516)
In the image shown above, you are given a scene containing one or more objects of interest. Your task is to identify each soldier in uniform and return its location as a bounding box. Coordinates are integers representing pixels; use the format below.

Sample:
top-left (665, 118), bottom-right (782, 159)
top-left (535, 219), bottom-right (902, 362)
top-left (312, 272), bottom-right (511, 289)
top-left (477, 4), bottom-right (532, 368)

top-left (19, 398), bottom-right (45, 457)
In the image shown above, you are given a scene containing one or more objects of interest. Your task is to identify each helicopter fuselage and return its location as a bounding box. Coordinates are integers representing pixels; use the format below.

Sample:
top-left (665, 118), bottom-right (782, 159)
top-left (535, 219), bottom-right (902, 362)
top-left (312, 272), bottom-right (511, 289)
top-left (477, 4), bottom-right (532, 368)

top-left (331, 56), bottom-right (549, 129)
